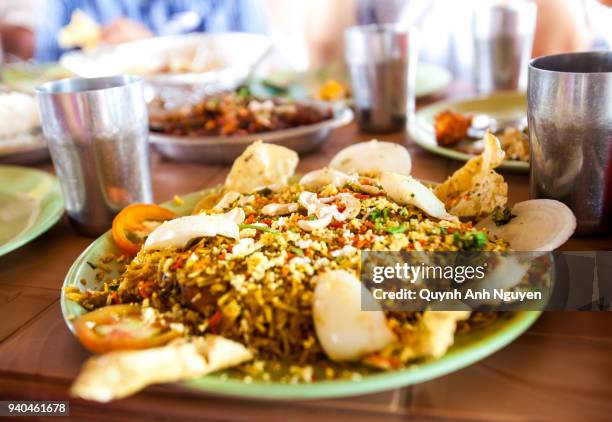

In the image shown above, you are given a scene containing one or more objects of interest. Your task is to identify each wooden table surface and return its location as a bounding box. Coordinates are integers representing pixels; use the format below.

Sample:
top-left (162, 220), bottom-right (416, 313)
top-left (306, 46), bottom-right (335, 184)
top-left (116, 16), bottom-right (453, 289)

top-left (0, 89), bottom-right (611, 421)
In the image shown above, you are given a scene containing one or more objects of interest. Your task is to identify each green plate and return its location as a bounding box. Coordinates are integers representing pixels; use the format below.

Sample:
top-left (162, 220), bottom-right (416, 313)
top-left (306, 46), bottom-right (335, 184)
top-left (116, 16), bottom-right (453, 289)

top-left (254, 62), bottom-right (451, 101)
top-left (410, 91), bottom-right (529, 172)
top-left (0, 166), bottom-right (63, 256)
top-left (1, 62), bottom-right (72, 93)
top-left (61, 187), bottom-right (540, 399)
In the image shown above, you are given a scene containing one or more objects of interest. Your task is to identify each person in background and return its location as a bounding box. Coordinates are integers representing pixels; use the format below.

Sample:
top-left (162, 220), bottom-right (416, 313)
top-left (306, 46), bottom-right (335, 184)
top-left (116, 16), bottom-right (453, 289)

top-left (35, 0), bottom-right (268, 62)
top-left (0, 0), bottom-right (39, 61)
top-left (357, 0), bottom-right (598, 81)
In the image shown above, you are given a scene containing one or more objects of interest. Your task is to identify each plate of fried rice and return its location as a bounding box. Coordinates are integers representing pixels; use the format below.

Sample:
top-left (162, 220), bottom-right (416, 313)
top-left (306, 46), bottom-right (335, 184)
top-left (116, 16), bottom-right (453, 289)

top-left (61, 136), bottom-right (577, 402)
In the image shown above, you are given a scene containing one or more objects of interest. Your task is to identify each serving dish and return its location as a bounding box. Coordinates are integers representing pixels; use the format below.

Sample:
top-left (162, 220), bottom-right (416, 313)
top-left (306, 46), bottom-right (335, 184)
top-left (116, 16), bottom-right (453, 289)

top-left (58, 134), bottom-right (578, 402)
top-left (61, 183), bottom-right (540, 399)
top-left (0, 166), bottom-right (63, 256)
top-left (260, 62), bottom-right (451, 102)
top-left (1, 62), bottom-right (72, 93)
top-left (60, 33), bottom-right (271, 91)
top-left (0, 90), bottom-right (49, 165)
top-left (149, 103), bottom-right (353, 163)
top-left (409, 91), bottom-right (529, 172)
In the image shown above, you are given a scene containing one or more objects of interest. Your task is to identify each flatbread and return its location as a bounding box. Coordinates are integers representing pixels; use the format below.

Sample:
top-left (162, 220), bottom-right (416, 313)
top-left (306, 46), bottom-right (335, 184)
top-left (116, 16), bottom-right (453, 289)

top-left (434, 132), bottom-right (508, 218)
top-left (71, 336), bottom-right (253, 402)
top-left (225, 141), bottom-right (299, 194)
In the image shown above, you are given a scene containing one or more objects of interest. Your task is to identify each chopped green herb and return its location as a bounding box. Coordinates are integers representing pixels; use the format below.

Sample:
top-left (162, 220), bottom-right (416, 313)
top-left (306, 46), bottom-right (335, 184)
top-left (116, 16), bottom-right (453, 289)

top-left (382, 207), bottom-right (390, 221)
top-left (385, 224), bottom-right (408, 234)
top-left (368, 208), bottom-right (382, 221)
top-left (492, 206), bottom-right (516, 226)
top-left (374, 221), bottom-right (384, 232)
top-left (289, 247), bottom-right (304, 256)
top-left (239, 224), bottom-right (280, 234)
top-left (256, 187), bottom-right (273, 197)
top-left (237, 86), bottom-right (251, 99)
top-left (453, 230), bottom-right (488, 250)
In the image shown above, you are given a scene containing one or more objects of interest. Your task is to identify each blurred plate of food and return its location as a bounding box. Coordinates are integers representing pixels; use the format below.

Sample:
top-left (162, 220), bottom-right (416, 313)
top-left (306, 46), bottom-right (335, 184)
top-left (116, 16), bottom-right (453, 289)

top-left (60, 139), bottom-right (554, 401)
top-left (409, 91), bottom-right (529, 172)
top-left (60, 32), bottom-right (271, 91)
top-left (0, 166), bottom-right (63, 256)
top-left (1, 62), bottom-right (73, 93)
top-left (147, 88), bottom-right (353, 163)
top-left (254, 61), bottom-right (451, 102)
top-left (0, 90), bottom-right (50, 165)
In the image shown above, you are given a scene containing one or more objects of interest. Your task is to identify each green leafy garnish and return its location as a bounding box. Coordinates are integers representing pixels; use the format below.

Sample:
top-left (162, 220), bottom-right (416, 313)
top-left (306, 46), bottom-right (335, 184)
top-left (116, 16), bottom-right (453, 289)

top-left (492, 206), bottom-right (516, 226)
top-left (385, 224), bottom-right (408, 234)
top-left (236, 86), bottom-right (251, 99)
top-left (239, 224), bottom-right (280, 234)
top-left (369, 207), bottom-right (391, 224)
top-left (289, 247), bottom-right (304, 256)
top-left (256, 187), bottom-right (273, 197)
top-left (453, 230), bottom-right (488, 250)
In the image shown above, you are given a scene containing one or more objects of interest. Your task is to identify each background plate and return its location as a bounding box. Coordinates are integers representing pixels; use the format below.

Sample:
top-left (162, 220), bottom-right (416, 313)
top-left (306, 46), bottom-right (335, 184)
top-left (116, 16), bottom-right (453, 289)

top-left (257, 62), bottom-right (451, 101)
top-left (60, 33), bottom-right (271, 90)
top-left (61, 187), bottom-right (540, 399)
top-left (0, 166), bottom-right (63, 256)
top-left (149, 105), bottom-right (353, 164)
top-left (409, 91), bottom-right (529, 172)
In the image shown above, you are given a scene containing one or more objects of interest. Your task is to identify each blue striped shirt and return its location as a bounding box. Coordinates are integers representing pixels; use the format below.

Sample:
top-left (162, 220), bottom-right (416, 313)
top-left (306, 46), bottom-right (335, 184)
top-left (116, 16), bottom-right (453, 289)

top-left (35, 0), bottom-right (268, 62)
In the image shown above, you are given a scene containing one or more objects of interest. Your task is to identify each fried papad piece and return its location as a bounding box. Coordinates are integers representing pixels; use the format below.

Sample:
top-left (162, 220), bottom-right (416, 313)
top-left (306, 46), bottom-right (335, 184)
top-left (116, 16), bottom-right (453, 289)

top-left (71, 336), bottom-right (253, 402)
top-left (193, 186), bottom-right (226, 213)
top-left (400, 311), bottom-right (471, 361)
top-left (434, 132), bottom-right (508, 218)
top-left (225, 140), bottom-right (298, 194)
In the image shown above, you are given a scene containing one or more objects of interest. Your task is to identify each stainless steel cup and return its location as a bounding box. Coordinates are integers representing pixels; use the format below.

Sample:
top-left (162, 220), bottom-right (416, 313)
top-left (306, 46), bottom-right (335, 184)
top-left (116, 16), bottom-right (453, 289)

top-left (528, 51), bottom-right (612, 235)
top-left (36, 76), bottom-right (153, 236)
top-left (344, 24), bottom-right (418, 133)
top-left (473, 1), bottom-right (536, 92)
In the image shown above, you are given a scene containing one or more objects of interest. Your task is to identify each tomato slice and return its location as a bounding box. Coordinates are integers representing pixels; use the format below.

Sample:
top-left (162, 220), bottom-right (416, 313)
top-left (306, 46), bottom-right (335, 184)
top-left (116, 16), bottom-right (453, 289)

top-left (74, 304), bottom-right (180, 354)
top-left (111, 204), bottom-right (177, 255)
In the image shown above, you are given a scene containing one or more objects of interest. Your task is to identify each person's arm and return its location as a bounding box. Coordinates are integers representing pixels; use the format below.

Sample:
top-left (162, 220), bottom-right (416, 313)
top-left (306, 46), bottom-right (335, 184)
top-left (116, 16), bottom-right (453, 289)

top-left (303, 0), bottom-right (356, 68)
top-left (34, 0), bottom-right (73, 62)
top-left (532, 0), bottom-right (591, 57)
top-left (99, 18), bottom-right (152, 45)
top-left (229, 0), bottom-right (268, 34)
top-left (0, 24), bottom-right (34, 59)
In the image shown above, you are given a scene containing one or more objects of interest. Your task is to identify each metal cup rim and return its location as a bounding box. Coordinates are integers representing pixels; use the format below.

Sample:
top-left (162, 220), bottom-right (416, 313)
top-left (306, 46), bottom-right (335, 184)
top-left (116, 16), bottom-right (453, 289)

top-left (529, 51), bottom-right (612, 75)
top-left (35, 75), bottom-right (144, 95)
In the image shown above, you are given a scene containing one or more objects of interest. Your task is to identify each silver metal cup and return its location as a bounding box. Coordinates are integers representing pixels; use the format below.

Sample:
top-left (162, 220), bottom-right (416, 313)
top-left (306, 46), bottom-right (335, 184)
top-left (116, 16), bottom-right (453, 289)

top-left (473, 1), bottom-right (537, 93)
top-left (36, 76), bottom-right (152, 236)
top-left (344, 24), bottom-right (418, 133)
top-left (528, 51), bottom-right (612, 236)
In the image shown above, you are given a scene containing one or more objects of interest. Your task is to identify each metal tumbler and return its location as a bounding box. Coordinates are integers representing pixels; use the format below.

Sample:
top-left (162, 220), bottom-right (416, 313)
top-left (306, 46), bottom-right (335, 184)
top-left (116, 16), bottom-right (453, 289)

top-left (36, 76), bottom-right (152, 236)
top-left (528, 51), bottom-right (612, 235)
top-left (473, 0), bottom-right (537, 92)
top-left (344, 24), bottom-right (418, 133)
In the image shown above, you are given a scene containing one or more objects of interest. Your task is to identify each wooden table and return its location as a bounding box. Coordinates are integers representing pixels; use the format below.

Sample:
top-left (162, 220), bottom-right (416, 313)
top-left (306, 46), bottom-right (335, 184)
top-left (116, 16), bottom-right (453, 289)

top-left (1, 95), bottom-right (611, 421)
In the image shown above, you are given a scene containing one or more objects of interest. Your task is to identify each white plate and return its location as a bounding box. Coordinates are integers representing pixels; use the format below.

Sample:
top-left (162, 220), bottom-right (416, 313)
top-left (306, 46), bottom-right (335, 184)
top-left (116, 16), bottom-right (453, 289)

top-left (60, 33), bottom-right (271, 89)
top-left (149, 104), bottom-right (353, 164)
